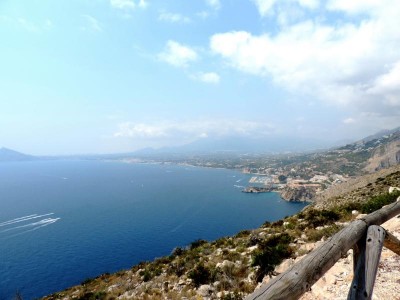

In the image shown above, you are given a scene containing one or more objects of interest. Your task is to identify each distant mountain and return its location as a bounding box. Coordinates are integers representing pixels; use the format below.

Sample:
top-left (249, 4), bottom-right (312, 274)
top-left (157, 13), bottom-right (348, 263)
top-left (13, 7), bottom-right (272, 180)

top-left (132, 136), bottom-right (333, 156)
top-left (361, 127), bottom-right (400, 143)
top-left (0, 147), bottom-right (35, 162)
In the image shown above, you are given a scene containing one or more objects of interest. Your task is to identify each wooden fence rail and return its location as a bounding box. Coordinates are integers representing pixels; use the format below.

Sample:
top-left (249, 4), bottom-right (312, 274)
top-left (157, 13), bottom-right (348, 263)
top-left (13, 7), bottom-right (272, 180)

top-left (245, 200), bottom-right (400, 300)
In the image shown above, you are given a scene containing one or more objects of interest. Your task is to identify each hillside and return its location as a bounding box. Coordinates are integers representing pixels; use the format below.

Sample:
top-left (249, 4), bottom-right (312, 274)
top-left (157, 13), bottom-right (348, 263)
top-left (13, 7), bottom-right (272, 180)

top-left (265, 128), bottom-right (400, 178)
top-left (0, 147), bottom-right (35, 162)
top-left (42, 165), bottom-right (400, 300)
top-left (118, 129), bottom-right (400, 201)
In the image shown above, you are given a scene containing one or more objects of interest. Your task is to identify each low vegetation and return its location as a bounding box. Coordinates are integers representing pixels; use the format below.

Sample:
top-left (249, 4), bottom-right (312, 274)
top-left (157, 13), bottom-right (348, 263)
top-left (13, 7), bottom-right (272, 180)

top-left (42, 172), bottom-right (400, 300)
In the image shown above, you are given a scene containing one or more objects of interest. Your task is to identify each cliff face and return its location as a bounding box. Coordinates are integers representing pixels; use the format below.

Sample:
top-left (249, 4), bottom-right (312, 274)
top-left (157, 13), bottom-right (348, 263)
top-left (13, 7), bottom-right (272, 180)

top-left (364, 138), bottom-right (400, 173)
top-left (280, 186), bottom-right (317, 202)
top-left (365, 131), bottom-right (400, 173)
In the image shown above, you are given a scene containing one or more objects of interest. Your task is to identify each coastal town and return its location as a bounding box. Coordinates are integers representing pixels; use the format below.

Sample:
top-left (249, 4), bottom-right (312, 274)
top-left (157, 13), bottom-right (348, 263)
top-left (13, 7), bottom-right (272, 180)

top-left (122, 129), bottom-right (400, 202)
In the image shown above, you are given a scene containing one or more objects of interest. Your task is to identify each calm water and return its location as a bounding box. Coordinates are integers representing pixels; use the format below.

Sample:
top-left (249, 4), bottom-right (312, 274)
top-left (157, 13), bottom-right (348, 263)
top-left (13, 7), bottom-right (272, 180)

top-left (0, 161), bottom-right (307, 299)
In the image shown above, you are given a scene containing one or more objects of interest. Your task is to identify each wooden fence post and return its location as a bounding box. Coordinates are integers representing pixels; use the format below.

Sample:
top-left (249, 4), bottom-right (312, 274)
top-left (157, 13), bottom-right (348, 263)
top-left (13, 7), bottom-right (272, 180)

top-left (347, 226), bottom-right (385, 300)
top-left (383, 230), bottom-right (400, 256)
top-left (347, 236), bottom-right (366, 300)
top-left (364, 226), bottom-right (385, 299)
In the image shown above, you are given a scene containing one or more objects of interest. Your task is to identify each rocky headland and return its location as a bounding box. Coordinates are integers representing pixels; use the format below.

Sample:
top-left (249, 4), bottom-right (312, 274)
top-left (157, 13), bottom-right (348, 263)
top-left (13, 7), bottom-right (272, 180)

top-left (279, 185), bottom-right (316, 202)
top-left (242, 186), bottom-right (272, 193)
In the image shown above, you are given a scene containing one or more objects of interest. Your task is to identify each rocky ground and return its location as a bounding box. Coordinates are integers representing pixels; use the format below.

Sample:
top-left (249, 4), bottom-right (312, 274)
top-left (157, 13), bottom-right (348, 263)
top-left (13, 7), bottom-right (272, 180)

top-left (299, 211), bottom-right (400, 300)
top-left (254, 199), bottom-right (400, 300)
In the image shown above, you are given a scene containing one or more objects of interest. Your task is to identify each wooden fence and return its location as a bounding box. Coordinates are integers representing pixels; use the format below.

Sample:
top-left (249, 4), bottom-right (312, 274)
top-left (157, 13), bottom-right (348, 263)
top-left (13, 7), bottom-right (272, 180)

top-left (245, 200), bottom-right (400, 300)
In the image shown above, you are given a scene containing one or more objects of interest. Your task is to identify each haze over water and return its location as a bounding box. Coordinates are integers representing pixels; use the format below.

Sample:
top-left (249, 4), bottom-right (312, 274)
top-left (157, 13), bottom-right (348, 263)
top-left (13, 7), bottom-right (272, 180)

top-left (0, 160), bottom-right (306, 299)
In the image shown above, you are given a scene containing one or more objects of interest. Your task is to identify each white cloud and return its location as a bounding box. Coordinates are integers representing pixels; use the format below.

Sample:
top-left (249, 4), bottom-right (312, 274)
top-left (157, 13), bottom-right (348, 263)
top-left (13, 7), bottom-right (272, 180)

top-left (138, 0), bottom-right (148, 8)
top-left (81, 15), bottom-right (102, 32)
top-left (17, 18), bottom-right (40, 32)
top-left (114, 123), bottom-right (168, 138)
top-left (158, 40), bottom-right (198, 68)
top-left (343, 118), bottom-right (356, 124)
top-left (298, 0), bottom-right (319, 9)
top-left (192, 72), bottom-right (220, 84)
top-left (110, 0), bottom-right (147, 10)
top-left (0, 16), bottom-right (53, 33)
top-left (158, 12), bottom-right (191, 23)
top-left (327, 0), bottom-right (381, 15)
top-left (210, 1), bottom-right (400, 117)
top-left (251, 0), bottom-right (277, 16)
top-left (206, 0), bottom-right (221, 10)
top-left (196, 11), bottom-right (210, 19)
top-left (114, 119), bottom-right (275, 140)
top-left (110, 0), bottom-right (135, 10)
top-left (251, 0), bottom-right (318, 17)
top-left (367, 62), bottom-right (400, 107)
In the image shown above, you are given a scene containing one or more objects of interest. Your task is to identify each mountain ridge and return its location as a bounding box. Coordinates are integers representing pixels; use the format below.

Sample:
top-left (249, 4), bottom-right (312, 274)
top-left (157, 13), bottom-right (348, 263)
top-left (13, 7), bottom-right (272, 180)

top-left (0, 147), bottom-right (35, 162)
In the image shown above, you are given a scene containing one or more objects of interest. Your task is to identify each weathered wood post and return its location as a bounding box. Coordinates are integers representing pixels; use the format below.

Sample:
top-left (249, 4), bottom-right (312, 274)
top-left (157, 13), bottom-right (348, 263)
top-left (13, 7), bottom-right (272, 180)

top-left (364, 226), bottom-right (385, 298)
top-left (348, 236), bottom-right (366, 300)
top-left (348, 225), bottom-right (385, 300)
top-left (384, 230), bottom-right (400, 255)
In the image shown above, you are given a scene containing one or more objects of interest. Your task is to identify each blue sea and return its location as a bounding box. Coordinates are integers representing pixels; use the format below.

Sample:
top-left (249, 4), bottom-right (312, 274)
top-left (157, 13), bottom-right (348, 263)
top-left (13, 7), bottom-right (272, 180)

top-left (0, 160), bottom-right (307, 299)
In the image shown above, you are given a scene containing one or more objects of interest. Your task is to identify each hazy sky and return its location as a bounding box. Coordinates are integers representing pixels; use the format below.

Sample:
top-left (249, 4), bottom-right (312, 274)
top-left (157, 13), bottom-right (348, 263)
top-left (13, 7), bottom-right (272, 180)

top-left (1, 0), bottom-right (399, 155)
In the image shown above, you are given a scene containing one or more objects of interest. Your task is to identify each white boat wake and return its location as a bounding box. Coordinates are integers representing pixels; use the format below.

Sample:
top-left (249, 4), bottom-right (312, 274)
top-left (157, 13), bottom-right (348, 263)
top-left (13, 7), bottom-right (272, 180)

top-left (234, 185), bottom-right (245, 188)
top-left (1, 218), bottom-right (60, 233)
top-left (0, 213), bottom-right (54, 227)
top-left (0, 213), bottom-right (60, 238)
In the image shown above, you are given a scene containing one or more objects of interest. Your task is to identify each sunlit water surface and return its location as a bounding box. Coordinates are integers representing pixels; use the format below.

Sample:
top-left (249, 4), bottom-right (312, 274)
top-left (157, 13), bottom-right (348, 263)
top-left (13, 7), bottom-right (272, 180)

top-left (0, 161), bottom-right (307, 299)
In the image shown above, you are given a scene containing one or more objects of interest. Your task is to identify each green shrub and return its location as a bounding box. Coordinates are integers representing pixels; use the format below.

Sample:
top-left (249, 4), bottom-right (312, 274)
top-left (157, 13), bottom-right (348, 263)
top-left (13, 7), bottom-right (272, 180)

top-left (215, 237), bottom-right (228, 247)
top-left (271, 220), bottom-right (283, 227)
top-left (247, 234), bottom-right (261, 247)
top-left (171, 246), bottom-right (185, 257)
top-left (251, 233), bottom-right (293, 282)
top-left (304, 209), bottom-right (340, 228)
top-left (221, 291), bottom-right (243, 300)
top-left (77, 291), bottom-right (107, 300)
top-left (235, 230), bottom-right (251, 238)
top-left (306, 224), bottom-right (342, 242)
top-left (189, 239), bottom-right (207, 250)
top-left (361, 191), bottom-right (400, 214)
top-left (167, 259), bottom-right (186, 276)
top-left (188, 263), bottom-right (217, 287)
top-left (284, 222), bottom-right (295, 230)
top-left (141, 269), bottom-right (153, 282)
top-left (139, 264), bottom-right (162, 282)
top-left (80, 278), bottom-right (95, 286)
top-left (334, 202), bottom-right (362, 218)
top-left (262, 221), bottom-right (271, 228)
top-left (225, 250), bottom-right (241, 262)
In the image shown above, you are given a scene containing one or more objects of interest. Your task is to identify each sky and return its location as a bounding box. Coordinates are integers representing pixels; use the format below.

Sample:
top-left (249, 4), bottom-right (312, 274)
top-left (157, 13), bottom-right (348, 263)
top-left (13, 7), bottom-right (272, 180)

top-left (1, 0), bottom-right (399, 155)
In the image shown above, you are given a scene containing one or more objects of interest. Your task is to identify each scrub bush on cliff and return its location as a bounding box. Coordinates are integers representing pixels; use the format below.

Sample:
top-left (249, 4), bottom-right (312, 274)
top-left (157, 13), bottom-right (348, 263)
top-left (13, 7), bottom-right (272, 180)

top-left (251, 233), bottom-right (293, 282)
top-left (188, 263), bottom-right (218, 287)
